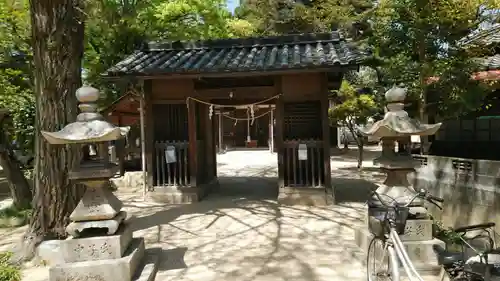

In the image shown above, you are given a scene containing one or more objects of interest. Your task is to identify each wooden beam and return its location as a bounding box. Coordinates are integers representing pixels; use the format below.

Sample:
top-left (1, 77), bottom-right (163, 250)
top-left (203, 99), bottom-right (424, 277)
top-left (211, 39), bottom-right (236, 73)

top-left (218, 112), bottom-right (223, 153)
top-left (212, 115), bottom-right (217, 180)
top-left (107, 111), bottom-right (139, 117)
top-left (274, 76), bottom-right (285, 189)
top-left (320, 73), bottom-right (332, 194)
top-left (152, 99), bottom-right (188, 104)
top-left (194, 86), bottom-right (275, 99)
top-left (269, 104), bottom-right (274, 153)
top-left (203, 105), bottom-right (216, 183)
top-left (187, 98), bottom-right (198, 187)
top-left (209, 98), bottom-right (277, 105)
top-left (103, 66), bottom-right (355, 81)
top-left (144, 80), bottom-right (155, 190)
top-left (117, 116), bottom-right (125, 176)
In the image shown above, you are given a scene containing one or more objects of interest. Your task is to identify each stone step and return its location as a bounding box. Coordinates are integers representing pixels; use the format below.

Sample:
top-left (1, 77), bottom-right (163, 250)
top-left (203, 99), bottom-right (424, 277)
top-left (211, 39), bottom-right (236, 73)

top-left (133, 247), bottom-right (161, 281)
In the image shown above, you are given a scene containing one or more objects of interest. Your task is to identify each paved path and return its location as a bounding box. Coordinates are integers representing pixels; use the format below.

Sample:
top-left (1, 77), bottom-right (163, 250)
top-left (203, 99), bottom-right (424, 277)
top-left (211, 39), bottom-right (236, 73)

top-left (128, 198), bottom-right (366, 281)
top-left (13, 147), bottom-right (438, 281)
top-left (127, 149), bottom-right (372, 281)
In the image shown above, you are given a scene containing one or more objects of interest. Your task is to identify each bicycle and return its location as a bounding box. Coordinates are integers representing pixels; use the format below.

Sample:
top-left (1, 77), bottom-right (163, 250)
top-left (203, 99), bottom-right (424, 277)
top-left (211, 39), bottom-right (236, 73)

top-left (366, 188), bottom-right (444, 281)
top-left (433, 222), bottom-right (500, 281)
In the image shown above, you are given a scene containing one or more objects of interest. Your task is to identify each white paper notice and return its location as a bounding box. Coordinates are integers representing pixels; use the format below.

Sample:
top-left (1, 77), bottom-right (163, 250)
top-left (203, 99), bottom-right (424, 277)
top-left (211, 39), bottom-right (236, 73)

top-left (165, 146), bottom-right (176, 163)
top-left (298, 144), bottom-right (307, 160)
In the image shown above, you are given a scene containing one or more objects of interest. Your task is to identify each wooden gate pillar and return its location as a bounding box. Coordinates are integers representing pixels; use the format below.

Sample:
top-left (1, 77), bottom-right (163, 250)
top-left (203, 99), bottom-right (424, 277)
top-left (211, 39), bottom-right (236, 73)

top-left (320, 74), bottom-right (332, 202)
top-left (187, 98), bottom-right (198, 187)
top-left (144, 80), bottom-right (155, 191)
top-left (274, 77), bottom-right (285, 189)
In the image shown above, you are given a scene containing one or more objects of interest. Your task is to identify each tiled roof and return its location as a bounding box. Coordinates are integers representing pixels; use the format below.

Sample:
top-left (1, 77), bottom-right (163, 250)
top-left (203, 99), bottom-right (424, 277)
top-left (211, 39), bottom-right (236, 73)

top-left (461, 24), bottom-right (500, 46)
top-left (477, 54), bottom-right (500, 70)
top-left (104, 32), bottom-right (364, 77)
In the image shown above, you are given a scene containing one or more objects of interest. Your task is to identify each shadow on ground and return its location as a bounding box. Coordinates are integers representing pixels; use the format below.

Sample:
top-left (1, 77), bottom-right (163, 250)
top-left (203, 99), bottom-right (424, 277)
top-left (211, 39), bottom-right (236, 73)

top-left (16, 149), bottom-right (380, 281)
top-left (213, 177), bottom-right (279, 199)
top-left (333, 178), bottom-right (377, 204)
top-left (123, 185), bottom-right (366, 281)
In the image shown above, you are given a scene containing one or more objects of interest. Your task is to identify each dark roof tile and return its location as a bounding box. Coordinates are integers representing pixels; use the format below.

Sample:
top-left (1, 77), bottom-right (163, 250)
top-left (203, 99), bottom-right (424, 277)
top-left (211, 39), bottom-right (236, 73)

top-left (104, 32), bottom-right (364, 77)
top-left (478, 54), bottom-right (500, 70)
top-left (462, 24), bottom-right (500, 46)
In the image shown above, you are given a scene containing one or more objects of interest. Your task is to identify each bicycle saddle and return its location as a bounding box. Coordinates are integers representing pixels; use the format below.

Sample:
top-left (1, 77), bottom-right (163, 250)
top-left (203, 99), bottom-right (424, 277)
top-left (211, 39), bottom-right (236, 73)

top-left (433, 244), bottom-right (464, 266)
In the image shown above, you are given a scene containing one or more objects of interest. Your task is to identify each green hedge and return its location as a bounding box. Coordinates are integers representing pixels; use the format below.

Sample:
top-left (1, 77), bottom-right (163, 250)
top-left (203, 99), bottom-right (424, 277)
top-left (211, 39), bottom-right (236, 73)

top-left (0, 252), bottom-right (20, 281)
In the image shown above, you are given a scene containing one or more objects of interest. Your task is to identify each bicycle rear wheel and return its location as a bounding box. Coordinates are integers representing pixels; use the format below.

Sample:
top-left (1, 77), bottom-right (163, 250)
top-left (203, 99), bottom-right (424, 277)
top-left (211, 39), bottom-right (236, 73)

top-left (367, 237), bottom-right (393, 281)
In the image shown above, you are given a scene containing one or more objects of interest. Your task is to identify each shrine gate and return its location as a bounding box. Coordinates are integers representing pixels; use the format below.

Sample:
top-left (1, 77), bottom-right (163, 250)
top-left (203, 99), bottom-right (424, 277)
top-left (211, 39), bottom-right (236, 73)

top-left (104, 32), bottom-right (364, 205)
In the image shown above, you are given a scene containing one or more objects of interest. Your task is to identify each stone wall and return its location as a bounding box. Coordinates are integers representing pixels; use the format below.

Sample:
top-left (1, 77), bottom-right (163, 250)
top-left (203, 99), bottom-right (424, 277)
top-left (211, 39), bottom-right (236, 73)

top-left (110, 171), bottom-right (144, 191)
top-left (411, 155), bottom-right (500, 233)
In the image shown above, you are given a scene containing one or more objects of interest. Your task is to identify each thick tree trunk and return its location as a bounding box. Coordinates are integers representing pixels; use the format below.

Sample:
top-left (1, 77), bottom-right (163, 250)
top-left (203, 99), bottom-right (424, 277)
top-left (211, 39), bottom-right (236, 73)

top-left (0, 148), bottom-right (32, 210)
top-left (16, 0), bottom-right (86, 261)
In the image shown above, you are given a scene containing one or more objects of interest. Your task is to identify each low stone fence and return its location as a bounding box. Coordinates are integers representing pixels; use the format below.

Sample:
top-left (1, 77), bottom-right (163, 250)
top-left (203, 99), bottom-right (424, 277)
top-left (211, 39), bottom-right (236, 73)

top-left (110, 171), bottom-right (144, 191)
top-left (411, 155), bottom-right (500, 232)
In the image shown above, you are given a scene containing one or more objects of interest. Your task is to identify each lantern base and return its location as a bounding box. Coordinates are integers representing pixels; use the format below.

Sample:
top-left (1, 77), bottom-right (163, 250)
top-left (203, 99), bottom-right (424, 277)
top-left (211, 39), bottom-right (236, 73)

top-left (66, 211), bottom-right (127, 237)
top-left (369, 167), bottom-right (424, 207)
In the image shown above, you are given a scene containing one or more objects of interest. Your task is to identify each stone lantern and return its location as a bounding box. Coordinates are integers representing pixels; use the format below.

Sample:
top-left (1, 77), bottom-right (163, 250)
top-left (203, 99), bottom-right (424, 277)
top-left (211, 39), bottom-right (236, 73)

top-left (355, 86), bottom-right (445, 273)
top-left (358, 86), bottom-right (442, 207)
top-left (41, 86), bottom-right (158, 281)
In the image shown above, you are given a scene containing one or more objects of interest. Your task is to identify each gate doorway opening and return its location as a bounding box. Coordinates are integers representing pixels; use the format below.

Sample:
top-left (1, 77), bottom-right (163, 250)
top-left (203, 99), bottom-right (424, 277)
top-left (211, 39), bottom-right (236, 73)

top-left (216, 150), bottom-right (278, 199)
top-left (214, 102), bottom-right (276, 152)
top-left (213, 100), bottom-right (279, 199)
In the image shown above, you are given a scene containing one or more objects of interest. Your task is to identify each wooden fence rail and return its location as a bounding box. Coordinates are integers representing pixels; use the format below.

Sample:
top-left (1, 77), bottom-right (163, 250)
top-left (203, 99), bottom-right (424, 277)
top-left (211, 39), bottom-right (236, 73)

top-left (154, 141), bottom-right (190, 187)
top-left (283, 140), bottom-right (324, 187)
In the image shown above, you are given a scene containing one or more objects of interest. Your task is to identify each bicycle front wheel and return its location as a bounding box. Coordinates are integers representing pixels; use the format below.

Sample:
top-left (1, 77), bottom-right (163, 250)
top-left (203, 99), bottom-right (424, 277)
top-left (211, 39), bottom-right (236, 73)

top-left (367, 237), bottom-right (394, 281)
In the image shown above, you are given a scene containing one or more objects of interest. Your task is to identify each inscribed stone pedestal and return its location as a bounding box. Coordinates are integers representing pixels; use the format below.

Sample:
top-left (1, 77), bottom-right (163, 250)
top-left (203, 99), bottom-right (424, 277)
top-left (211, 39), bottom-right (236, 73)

top-left (61, 224), bottom-right (132, 262)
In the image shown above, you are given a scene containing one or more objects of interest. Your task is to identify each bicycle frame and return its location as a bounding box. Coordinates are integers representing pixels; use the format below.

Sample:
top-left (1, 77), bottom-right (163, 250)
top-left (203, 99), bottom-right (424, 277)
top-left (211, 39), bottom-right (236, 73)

top-left (461, 229), bottom-right (496, 265)
top-left (368, 189), bottom-right (444, 281)
top-left (378, 226), bottom-right (426, 281)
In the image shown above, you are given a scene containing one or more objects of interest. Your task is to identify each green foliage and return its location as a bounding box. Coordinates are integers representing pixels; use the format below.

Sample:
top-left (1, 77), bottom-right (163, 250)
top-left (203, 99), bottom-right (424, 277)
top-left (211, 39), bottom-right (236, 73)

top-left (369, 0), bottom-right (500, 118)
top-left (0, 74), bottom-right (35, 154)
top-left (149, 0), bottom-right (255, 39)
top-left (0, 0), bottom-right (31, 63)
top-left (84, 0), bottom-right (256, 104)
top-left (237, 0), bottom-right (374, 36)
top-left (433, 220), bottom-right (464, 247)
top-left (0, 205), bottom-right (31, 219)
top-left (0, 0), bottom-right (34, 155)
top-left (329, 81), bottom-right (378, 140)
top-left (0, 252), bottom-right (21, 281)
top-left (0, 0), bottom-right (257, 162)
top-left (84, 0), bottom-right (154, 104)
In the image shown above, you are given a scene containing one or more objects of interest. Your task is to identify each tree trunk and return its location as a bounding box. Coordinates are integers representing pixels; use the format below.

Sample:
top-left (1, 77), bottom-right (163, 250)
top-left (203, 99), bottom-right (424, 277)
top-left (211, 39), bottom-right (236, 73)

top-left (357, 142), bottom-right (364, 169)
top-left (0, 147), bottom-right (32, 210)
top-left (16, 0), bottom-right (86, 261)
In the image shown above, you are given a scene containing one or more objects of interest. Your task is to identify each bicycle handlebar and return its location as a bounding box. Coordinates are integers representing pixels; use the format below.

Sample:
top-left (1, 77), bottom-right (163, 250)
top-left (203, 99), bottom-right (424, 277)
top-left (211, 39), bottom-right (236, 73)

top-left (370, 189), bottom-right (444, 209)
top-left (428, 195), bottom-right (444, 203)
